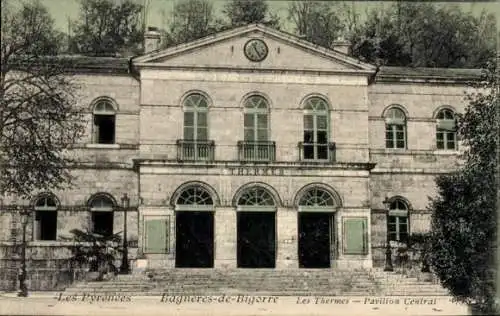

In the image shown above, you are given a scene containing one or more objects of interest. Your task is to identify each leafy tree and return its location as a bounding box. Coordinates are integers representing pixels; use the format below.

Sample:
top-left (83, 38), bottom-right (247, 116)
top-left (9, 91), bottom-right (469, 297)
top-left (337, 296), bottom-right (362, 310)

top-left (163, 0), bottom-right (223, 47)
top-left (1, 0), bottom-right (64, 55)
top-left (1, 0), bottom-right (85, 198)
top-left (222, 0), bottom-right (280, 28)
top-left (350, 2), bottom-right (497, 67)
top-left (428, 64), bottom-right (499, 313)
top-left (287, 0), bottom-right (344, 49)
top-left (70, 0), bottom-right (144, 56)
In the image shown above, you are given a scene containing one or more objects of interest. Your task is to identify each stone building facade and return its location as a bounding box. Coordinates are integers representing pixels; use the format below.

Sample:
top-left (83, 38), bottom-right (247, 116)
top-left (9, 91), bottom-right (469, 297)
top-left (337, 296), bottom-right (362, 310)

top-left (0, 24), bottom-right (481, 289)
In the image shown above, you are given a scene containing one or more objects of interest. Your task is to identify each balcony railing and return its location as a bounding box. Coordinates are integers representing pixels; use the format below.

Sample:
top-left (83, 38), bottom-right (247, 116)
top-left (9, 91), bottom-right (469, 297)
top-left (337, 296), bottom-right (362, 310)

top-left (298, 142), bottom-right (336, 162)
top-left (237, 141), bottom-right (276, 162)
top-left (176, 140), bottom-right (215, 161)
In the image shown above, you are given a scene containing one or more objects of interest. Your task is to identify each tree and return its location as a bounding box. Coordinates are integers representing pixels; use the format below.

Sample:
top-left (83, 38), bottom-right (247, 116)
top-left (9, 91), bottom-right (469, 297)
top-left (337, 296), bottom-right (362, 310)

top-left (70, 0), bottom-right (144, 56)
top-left (288, 1), bottom-right (344, 49)
top-left (1, 0), bottom-right (85, 198)
top-left (222, 0), bottom-right (280, 28)
top-left (350, 2), bottom-right (497, 67)
top-left (428, 64), bottom-right (499, 313)
top-left (162, 0), bottom-right (221, 47)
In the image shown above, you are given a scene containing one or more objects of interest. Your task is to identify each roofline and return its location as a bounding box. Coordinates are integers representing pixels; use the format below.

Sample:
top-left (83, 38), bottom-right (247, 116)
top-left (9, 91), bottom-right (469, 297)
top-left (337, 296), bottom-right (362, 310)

top-left (132, 23), bottom-right (377, 72)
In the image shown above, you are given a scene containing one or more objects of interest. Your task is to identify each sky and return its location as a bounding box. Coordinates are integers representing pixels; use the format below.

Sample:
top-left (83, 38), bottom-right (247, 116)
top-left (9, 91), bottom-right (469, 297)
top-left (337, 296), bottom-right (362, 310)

top-left (33, 0), bottom-right (499, 33)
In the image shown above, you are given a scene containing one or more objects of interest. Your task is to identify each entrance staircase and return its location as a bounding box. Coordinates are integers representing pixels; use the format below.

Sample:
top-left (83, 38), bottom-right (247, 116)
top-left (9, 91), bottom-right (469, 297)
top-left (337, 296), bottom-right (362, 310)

top-left (63, 268), bottom-right (450, 297)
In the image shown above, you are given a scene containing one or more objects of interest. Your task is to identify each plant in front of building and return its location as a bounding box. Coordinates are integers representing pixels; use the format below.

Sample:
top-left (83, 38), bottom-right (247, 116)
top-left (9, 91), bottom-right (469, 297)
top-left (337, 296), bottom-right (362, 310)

top-left (428, 64), bottom-right (498, 314)
top-left (64, 229), bottom-right (123, 281)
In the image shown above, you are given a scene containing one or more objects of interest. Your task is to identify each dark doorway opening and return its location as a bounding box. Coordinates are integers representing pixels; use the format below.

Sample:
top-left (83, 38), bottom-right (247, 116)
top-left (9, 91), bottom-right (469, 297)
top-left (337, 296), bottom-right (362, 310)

top-left (175, 211), bottom-right (214, 268)
top-left (237, 212), bottom-right (276, 268)
top-left (298, 212), bottom-right (333, 268)
top-left (92, 211), bottom-right (114, 237)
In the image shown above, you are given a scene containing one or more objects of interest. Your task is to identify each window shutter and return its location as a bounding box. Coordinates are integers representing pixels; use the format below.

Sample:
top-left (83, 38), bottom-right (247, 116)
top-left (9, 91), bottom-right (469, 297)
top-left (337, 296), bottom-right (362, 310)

top-left (343, 217), bottom-right (368, 255)
top-left (144, 218), bottom-right (169, 254)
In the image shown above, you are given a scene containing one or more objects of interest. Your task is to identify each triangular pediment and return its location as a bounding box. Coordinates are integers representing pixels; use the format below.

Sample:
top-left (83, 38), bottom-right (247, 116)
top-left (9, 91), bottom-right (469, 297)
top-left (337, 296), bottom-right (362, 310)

top-left (133, 24), bottom-right (376, 74)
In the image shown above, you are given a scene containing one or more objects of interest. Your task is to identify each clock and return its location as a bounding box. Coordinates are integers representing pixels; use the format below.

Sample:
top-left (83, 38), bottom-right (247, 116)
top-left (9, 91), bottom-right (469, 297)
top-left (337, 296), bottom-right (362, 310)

top-left (244, 39), bottom-right (269, 62)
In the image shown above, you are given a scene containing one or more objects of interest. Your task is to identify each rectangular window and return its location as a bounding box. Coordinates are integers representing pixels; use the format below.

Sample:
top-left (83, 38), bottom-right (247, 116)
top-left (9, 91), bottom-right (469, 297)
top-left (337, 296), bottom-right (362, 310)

top-left (93, 115), bottom-right (115, 144)
top-left (388, 216), bottom-right (409, 242)
top-left (386, 124), bottom-right (405, 149)
top-left (437, 129), bottom-right (456, 150)
top-left (92, 211), bottom-right (114, 237)
top-left (34, 211), bottom-right (57, 241)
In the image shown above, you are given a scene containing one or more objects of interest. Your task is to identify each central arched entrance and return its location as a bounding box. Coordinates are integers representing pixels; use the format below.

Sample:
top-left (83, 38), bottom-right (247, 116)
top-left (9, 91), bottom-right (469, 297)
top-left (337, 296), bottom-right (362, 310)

top-left (235, 184), bottom-right (278, 268)
top-left (296, 185), bottom-right (339, 268)
top-left (174, 184), bottom-right (215, 268)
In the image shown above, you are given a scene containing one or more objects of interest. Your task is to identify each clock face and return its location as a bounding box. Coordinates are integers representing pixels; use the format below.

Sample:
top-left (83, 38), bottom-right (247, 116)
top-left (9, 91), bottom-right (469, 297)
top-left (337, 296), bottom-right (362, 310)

top-left (244, 39), bottom-right (269, 62)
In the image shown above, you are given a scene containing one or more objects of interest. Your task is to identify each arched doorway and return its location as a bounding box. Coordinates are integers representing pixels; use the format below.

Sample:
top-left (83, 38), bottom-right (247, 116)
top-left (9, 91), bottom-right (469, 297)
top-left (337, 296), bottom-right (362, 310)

top-left (235, 184), bottom-right (277, 268)
top-left (296, 185), bottom-right (339, 268)
top-left (174, 184), bottom-right (215, 268)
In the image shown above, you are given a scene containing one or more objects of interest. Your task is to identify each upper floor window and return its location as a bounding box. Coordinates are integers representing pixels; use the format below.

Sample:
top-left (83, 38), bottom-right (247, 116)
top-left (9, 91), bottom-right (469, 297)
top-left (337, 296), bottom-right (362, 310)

top-left (89, 193), bottom-right (115, 237)
top-left (385, 107), bottom-right (406, 149)
top-left (303, 97), bottom-right (330, 160)
top-left (92, 99), bottom-right (116, 144)
top-left (436, 108), bottom-right (457, 150)
top-left (179, 93), bottom-right (212, 160)
top-left (34, 194), bottom-right (58, 241)
top-left (388, 199), bottom-right (409, 243)
top-left (244, 95), bottom-right (269, 142)
top-left (183, 93), bottom-right (208, 141)
top-left (240, 95), bottom-right (274, 161)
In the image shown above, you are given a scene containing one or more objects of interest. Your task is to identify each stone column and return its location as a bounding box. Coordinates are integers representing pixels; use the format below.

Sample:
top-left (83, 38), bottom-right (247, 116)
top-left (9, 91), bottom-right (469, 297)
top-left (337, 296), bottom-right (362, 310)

top-left (276, 207), bottom-right (298, 269)
top-left (214, 208), bottom-right (237, 269)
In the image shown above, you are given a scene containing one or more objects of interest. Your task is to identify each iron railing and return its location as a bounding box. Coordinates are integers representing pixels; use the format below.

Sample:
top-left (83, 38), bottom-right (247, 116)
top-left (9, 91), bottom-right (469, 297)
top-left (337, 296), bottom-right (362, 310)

top-left (237, 141), bottom-right (276, 162)
top-left (176, 140), bottom-right (215, 161)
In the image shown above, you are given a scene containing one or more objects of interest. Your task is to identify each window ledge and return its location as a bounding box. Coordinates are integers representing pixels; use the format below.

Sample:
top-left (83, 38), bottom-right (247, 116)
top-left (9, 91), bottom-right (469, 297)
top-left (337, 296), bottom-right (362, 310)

top-left (433, 150), bottom-right (460, 156)
top-left (382, 148), bottom-right (408, 154)
top-left (85, 143), bottom-right (120, 149)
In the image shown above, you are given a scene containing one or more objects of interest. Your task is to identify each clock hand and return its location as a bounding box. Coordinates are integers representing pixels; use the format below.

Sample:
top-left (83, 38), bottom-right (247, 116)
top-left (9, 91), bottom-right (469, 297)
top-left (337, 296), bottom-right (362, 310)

top-left (252, 44), bottom-right (260, 58)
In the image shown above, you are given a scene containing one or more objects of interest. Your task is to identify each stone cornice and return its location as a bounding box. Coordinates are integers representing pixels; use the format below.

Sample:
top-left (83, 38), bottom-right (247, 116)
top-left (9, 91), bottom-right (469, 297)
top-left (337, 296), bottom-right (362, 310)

top-left (134, 159), bottom-right (376, 173)
top-left (135, 63), bottom-right (375, 77)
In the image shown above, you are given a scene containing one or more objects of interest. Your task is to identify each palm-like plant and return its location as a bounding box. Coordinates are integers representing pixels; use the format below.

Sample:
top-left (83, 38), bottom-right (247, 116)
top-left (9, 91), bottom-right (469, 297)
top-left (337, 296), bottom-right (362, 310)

top-left (63, 228), bottom-right (123, 281)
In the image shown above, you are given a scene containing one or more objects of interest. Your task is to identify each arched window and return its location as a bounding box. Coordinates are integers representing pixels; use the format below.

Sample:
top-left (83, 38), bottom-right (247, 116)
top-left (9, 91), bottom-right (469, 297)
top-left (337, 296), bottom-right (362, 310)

top-left (181, 93), bottom-right (211, 160)
top-left (436, 108), bottom-right (457, 150)
top-left (92, 99), bottom-right (116, 144)
top-left (174, 184), bottom-right (215, 212)
top-left (34, 194), bottom-right (58, 241)
top-left (241, 95), bottom-right (273, 161)
top-left (303, 97), bottom-right (330, 160)
top-left (177, 186), bottom-right (214, 205)
top-left (298, 187), bottom-right (335, 207)
top-left (385, 107), bottom-right (406, 149)
top-left (89, 194), bottom-right (115, 237)
top-left (244, 95), bottom-right (269, 142)
top-left (388, 199), bottom-right (409, 243)
top-left (237, 186), bottom-right (276, 207)
top-left (183, 93), bottom-right (208, 140)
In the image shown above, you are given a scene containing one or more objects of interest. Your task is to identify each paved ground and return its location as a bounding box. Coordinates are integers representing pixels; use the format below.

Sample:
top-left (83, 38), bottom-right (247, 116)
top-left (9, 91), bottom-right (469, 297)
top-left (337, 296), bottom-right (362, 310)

top-left (0, 292), bottom-right (470, 316)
